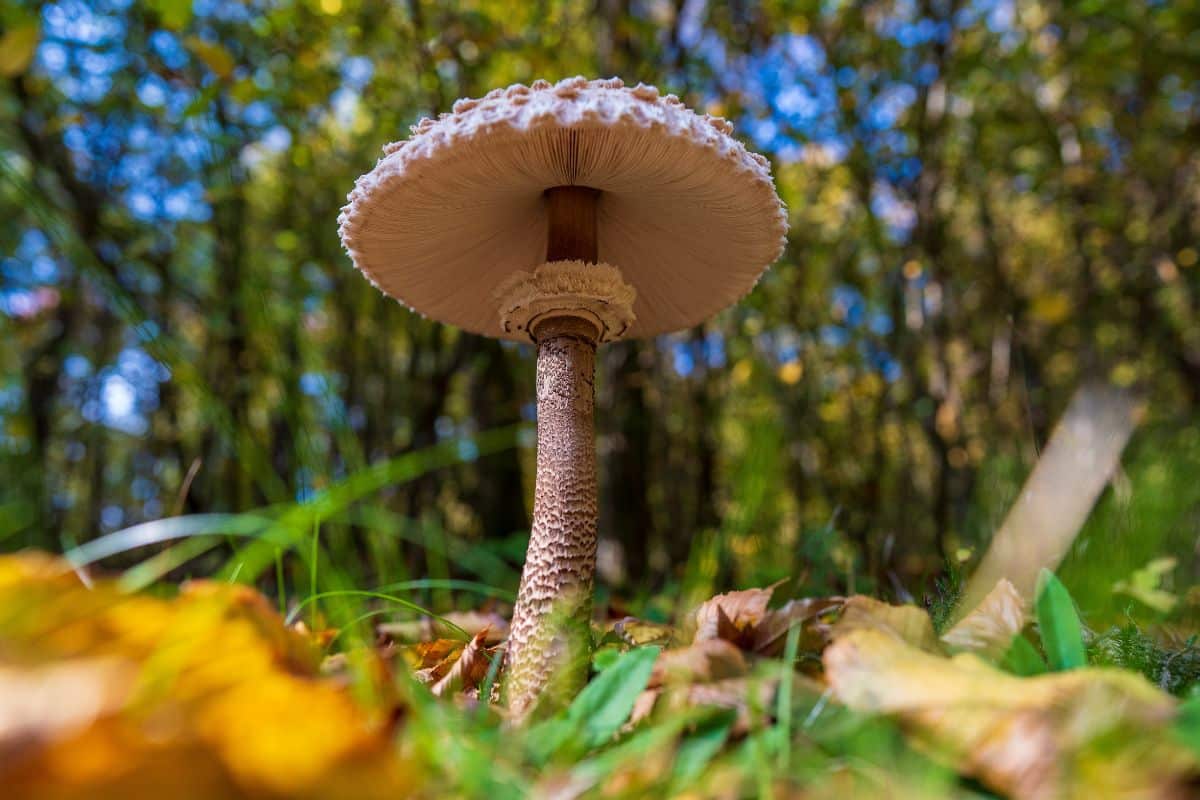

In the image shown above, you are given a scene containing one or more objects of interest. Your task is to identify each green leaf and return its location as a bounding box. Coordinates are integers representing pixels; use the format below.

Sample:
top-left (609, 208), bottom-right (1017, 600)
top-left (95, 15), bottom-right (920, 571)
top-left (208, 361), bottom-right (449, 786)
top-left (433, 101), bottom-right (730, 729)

top-left (1035, 569), bottom-right (1087, 671)
top-left (524, 717), bottom-right (575, 765)
top-left (1001, 634), bottom-right (1048, 676)
top-left (527, 645), bottom-right (660, 764)
top-left (590, 644), bottom-right (623, 673)
top-left (0, 22), bottom-right (41, 77)
top-left (671, 709), bottom-right (735, 785)
top-left (566, 645), bottom-right (660, 749)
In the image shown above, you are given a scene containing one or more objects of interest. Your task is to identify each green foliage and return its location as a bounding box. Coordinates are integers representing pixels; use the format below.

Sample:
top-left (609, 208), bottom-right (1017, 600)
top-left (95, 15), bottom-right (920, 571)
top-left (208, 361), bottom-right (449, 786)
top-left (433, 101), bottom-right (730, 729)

top-left (1035, 569), bottom-right (1089, 671)
top-left (528, 645), bottom-right (660, 763)
top-left (926, 560), bottom-right (965, 635)
top-left (1002, 634), bottom-right (1050, 677)
top-left (668, 709), bottom-right (736, 787)
top-left (1090, 625), bottom-right (1200, 697)
top-left (1177, 691), bottom-right (1200, 760)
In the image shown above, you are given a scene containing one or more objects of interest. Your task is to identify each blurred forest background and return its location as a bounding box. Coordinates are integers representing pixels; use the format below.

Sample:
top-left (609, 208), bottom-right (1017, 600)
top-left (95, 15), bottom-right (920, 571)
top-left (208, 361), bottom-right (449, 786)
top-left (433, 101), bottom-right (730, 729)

top-left (2, 0), bottom-right (1199, 621)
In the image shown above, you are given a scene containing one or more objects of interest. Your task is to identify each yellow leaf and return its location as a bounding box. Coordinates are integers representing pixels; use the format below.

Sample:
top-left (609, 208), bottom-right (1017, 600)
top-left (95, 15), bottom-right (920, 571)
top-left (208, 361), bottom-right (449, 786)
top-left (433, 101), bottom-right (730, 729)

top-left (824, 628), bottom-right (1196, 799)
top-left (832, 595), bottom-right (939, 652)
top-left (0, 22), bottom-right (40, 77)
top-left (185, 36), bottom-right (235, 79)
top-left (0, 553), bottom-right (415, 799)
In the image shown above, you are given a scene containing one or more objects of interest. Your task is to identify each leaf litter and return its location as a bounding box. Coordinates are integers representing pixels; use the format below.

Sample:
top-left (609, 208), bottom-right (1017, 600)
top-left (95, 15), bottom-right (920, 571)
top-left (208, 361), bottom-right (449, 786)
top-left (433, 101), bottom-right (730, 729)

top-left (2, 551), bottom-right (1198, 799)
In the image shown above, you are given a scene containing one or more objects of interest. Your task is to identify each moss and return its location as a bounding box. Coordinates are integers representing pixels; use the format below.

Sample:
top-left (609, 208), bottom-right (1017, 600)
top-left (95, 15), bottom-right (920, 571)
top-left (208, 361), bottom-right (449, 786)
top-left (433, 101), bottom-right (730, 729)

top-left (1089, 624), bottom-right (1200, 696)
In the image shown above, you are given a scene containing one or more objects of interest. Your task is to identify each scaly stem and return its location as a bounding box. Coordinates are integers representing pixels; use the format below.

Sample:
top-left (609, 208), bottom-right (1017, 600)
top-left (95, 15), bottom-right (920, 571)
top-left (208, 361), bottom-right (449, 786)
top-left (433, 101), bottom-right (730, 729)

top-left (505, 316), bottom-right (599, 718)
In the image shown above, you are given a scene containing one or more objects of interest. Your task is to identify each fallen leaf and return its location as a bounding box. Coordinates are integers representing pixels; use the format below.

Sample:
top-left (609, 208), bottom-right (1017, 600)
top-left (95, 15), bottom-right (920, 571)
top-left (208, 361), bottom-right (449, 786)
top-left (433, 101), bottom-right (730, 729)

top-left (941, 579), bottom-right (1025, 659)
top-left (752, 596), bottom-right (844, 657)
top-left (431, 630), bottom-right (491, 697)
top-left (693, 580), bottom-right (785, 643)
top-left (0, 658), bottom-right (132, 758)
top-left (647, 638), bottom-right (749, 689)
top-left (0, 553), bottom-right (414, 799)
top-left (831, 595), bottom-right (939, 652)
top-left (824, 628), bottom-right (1198, 799)
top-left (404, 638), bottom-right (463, 679)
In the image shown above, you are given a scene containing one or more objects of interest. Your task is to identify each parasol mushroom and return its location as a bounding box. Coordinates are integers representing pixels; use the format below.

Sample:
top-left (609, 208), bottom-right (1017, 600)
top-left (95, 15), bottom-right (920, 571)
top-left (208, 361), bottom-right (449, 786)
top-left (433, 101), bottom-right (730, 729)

top-left (339, 76), bottom-right (786, 717)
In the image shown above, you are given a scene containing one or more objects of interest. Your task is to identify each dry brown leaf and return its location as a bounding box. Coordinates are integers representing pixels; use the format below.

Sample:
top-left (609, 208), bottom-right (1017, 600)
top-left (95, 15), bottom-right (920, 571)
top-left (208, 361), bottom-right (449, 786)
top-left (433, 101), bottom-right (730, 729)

top-left (403, 638), bottom-right (463, 681)
top-left (831, 595), bottom-right (939, 652)
top-left (430, 629), bottom-right (491, 697)
top-left (941, 579), bottom-right (1025, 659)
top-left (824, 628), bottom-right (1197, 800)
top-left (752, 596), bottom-right (844, 657)
top-left (693, 580), bottom-right (785, 643)
top-left (647, 638), bottom-right (749, 689)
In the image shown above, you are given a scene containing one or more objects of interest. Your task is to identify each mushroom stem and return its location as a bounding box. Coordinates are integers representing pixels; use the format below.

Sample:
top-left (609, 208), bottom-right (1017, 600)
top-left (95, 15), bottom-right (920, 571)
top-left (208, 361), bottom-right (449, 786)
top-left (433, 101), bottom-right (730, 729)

top-left (545, 186), bottom-right (599, 262)
top-left (505, 187), bottom-right (602, 718)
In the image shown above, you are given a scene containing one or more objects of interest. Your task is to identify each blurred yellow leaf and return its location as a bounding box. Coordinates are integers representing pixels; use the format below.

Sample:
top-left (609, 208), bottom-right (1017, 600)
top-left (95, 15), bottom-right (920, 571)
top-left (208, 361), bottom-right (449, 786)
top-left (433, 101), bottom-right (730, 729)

top-left (824, 628), bottom-right (1198, 799)
top-left (0, 553), bottom-right (414, 799)
top-left (832, 595), bottom-right (939, 652)
top-left (0, 22), bottom-right (40, 77)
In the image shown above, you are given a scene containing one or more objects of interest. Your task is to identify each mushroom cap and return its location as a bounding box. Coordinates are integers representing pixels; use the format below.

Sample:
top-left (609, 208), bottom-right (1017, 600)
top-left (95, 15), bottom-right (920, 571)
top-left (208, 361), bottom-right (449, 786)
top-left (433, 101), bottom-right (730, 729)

top-left (338, 76), bottom-right (788, 341)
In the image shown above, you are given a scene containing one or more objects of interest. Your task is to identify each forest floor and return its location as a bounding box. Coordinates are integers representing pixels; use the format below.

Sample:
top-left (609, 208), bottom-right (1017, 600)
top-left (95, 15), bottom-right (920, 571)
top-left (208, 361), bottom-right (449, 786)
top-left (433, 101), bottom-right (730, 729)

top-left (2, 549), bottom-right (1198, 799)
